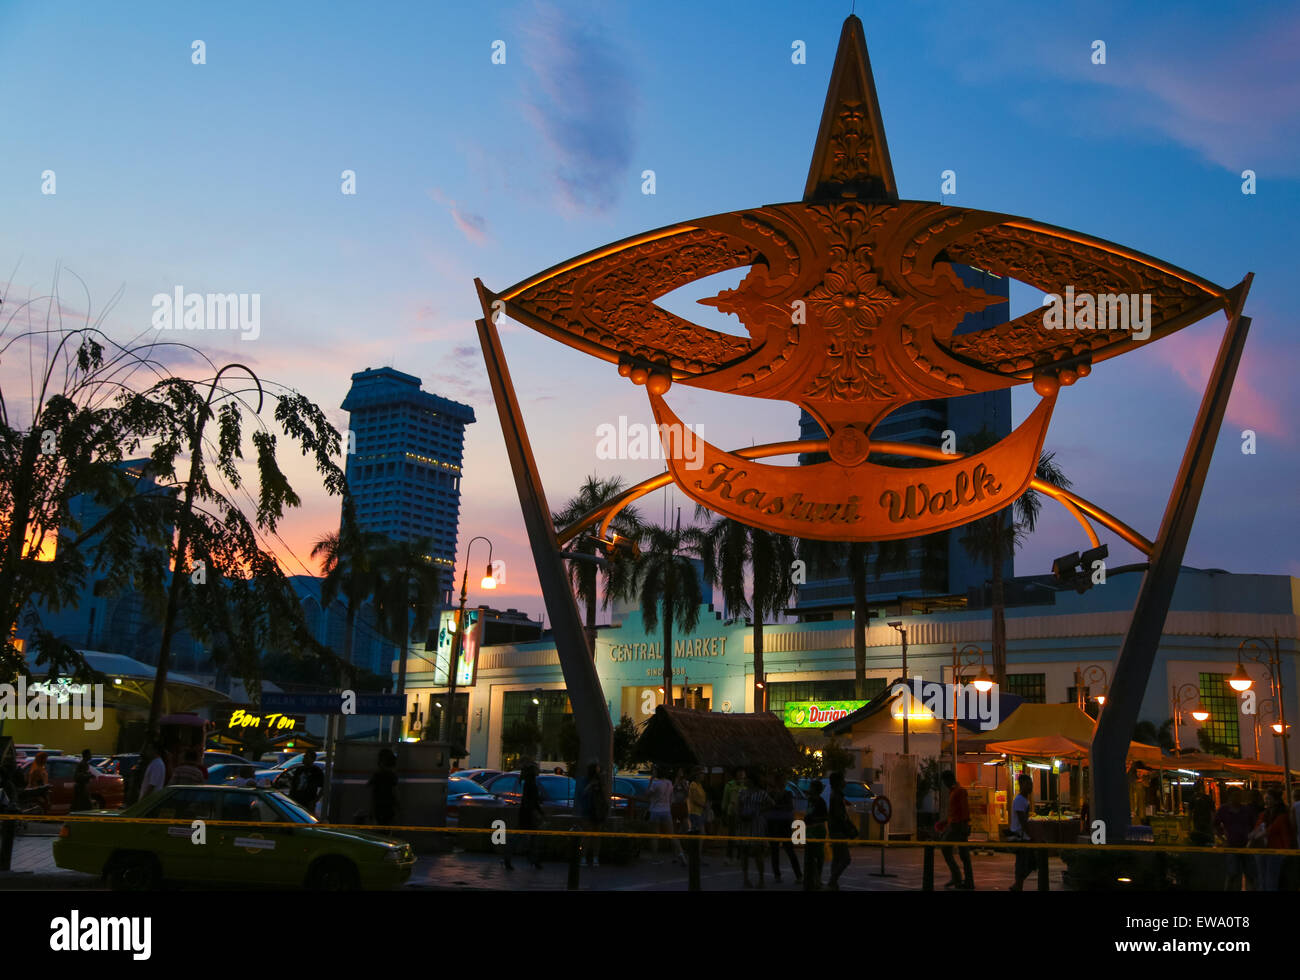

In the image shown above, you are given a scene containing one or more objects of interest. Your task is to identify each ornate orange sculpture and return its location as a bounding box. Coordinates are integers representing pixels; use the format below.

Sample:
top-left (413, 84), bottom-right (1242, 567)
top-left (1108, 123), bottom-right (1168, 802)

top-left (479, 16), bottom-right (1243, 544)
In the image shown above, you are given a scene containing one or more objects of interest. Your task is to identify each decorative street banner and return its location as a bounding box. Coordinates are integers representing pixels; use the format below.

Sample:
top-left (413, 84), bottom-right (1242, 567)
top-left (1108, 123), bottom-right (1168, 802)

top-left (650, 388), bottom-right (1056, 541)
top-left (260, 692), bottom-right (405, 716)
top-left (783, 700), bottom-right (869, 728)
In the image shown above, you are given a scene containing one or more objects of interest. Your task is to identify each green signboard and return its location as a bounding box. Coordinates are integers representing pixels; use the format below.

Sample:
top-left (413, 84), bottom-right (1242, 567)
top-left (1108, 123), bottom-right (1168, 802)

top-left (783, 700), bottom-right (869, 728)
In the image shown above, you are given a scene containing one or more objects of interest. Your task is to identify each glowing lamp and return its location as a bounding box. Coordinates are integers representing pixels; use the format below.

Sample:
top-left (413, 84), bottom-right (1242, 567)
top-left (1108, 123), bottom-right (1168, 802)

top-left (1227, 663), bottom-right (1253, 693)
top-left (1190, 707), bottom-right (1209, 723)
top-left (972, 666), bottom-right (994, 693)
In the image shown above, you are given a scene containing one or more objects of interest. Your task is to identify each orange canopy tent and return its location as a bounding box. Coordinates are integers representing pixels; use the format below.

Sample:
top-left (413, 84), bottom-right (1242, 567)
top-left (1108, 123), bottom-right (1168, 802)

top-left (959, 703), bottom-right (1163, 764)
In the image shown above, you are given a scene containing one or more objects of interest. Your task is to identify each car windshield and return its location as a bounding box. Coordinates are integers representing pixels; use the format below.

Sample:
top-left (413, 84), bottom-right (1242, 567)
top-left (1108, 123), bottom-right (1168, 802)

top-left (447, 778), bottom-right (485, 796)
top-left (539, 776), bottom-right (575, 801)
top-left (268, 792), bottom-right (318, 823)
top-left (843, 782), bottom-right (872, 798)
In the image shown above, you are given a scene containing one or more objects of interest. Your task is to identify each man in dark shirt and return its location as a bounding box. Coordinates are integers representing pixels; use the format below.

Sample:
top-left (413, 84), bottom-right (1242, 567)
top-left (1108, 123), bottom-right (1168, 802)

top-left (368, 748), bottom-right (399, 828)
top-left (803, 778), bottom-right (828, 891)
top-left (827, 771), bottom-right (856, 890)
top-left (1213, 790), bottom-right (1257, 890)
top-left (288, 750), bottom-right (324, 814)
top-left (937, 770), bottom-right (975, 889)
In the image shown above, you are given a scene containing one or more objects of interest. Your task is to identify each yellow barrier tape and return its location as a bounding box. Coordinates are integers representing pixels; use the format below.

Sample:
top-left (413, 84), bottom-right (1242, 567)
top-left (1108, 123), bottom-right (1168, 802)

top-left (1, 812), bottom-right (1293, 856)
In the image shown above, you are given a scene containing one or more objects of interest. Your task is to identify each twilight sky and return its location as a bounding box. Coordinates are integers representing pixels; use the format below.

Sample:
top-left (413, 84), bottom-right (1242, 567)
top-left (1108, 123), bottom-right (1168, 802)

top-left (2, 0), bottom-right (1297, 621)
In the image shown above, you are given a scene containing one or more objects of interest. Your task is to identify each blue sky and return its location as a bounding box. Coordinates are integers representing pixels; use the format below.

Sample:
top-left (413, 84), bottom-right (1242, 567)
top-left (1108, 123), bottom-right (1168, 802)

top-left (2, 0), bottom-right (1297, 616)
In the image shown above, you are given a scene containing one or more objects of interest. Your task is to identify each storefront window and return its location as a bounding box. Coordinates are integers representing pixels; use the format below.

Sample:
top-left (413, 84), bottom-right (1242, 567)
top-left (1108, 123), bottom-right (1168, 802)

top-left (501, 690), bottom-right (573, 763)
top-left (1006, 673), bottom-right (1046, 704)
top-left (767, 678), bottom-right (881, 716)
top-left (1197, 672), bottom-right (1241, 756)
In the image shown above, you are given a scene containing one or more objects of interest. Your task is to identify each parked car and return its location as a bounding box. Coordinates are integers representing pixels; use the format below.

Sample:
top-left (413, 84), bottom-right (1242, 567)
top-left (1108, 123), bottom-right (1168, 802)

top-left (253, 753), bottom-right (326, 789)
top-left (611, 776), bottom-right (650, 818)
top-left (444, 776), bottom-right (498, 825)
top-left (206, 764), bottom-right (260, 786)
top-left (452, 768), bottom-right (501, 785)
top-left (268, 762), bottom-right (325, 793)
top-left (796, 777), bottom-right (875, 815)
top-left (203, 751), bottom-right (259, 769)
top-left (53, 784), bottom-right (416, 890)
top-left (482, 772), bottom-right (576, 816)
top-left (18, 756), bottom-right (124, 813)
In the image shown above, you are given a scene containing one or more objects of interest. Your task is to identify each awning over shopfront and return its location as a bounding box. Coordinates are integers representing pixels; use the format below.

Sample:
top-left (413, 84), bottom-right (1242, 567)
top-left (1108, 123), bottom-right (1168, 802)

top-left (820, 679), bottom-right (1023, 737)
top-left (1136, 753), bottom-right (1299, 777)
top-left (957, 702), bottom-right (1162, 764)
top-left (25, 649), bottom-right (230, 714)
top-left (634, 706), bottom-right (801, 771)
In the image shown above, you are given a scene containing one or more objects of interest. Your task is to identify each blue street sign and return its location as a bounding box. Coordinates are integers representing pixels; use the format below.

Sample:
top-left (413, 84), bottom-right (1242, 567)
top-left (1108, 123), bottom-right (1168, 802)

top-left (260, 692), bottom-right (405, 716)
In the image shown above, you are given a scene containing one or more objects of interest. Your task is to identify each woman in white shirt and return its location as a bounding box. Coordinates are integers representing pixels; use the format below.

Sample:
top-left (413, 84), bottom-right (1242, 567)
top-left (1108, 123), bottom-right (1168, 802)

top-left (648, 767), bottom-right (686, 864)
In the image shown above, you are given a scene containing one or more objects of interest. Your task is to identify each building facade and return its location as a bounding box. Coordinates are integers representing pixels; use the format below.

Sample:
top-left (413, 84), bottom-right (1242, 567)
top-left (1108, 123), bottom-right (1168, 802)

top-left (340, 367), bottom-right (476, 606)
top-left (401, 568), bottom-right (1299, 773)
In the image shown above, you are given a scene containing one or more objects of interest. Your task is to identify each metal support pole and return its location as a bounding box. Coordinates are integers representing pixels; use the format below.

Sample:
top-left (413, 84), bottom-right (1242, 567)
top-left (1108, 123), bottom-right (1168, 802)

top-left (1091, 277), bottom-right (1253, 841)
top-left (1273, 633), bottom-right (1293, 809)
top-left (474, 285), bottom-right (614, 780)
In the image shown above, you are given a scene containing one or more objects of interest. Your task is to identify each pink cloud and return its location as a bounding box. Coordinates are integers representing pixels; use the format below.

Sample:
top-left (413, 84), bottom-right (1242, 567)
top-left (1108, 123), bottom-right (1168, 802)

top-left (1148, 317), bottom-right (1290, 440)
top-left (429, 188), bottom-right (489, 246)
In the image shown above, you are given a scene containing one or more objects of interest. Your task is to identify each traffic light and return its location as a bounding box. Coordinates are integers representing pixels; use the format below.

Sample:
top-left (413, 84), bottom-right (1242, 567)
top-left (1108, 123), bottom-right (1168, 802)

top-left (1052, 543), bottom-right (1108, 594)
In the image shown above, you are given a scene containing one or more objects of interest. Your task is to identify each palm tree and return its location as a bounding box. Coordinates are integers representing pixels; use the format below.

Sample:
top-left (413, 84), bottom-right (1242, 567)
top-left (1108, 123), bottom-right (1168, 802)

top-left (552, 475), bottom-right (643, 653)
top-left (698, 517), bottom-right (799, 712)
top-left (311, 495), bottom-right (387, 699)
top-left (798, 538), bottom-right (910, 699)
top-left (624, 522), bottom-right (708, 707)
top-left (958, 429), bottom-right (1071, 688)
top-left (373, 535), bottom-right (443, 740)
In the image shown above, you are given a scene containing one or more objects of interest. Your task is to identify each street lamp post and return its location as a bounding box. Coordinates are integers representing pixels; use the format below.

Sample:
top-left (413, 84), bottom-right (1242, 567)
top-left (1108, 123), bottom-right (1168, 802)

top-left (1170, 683), bottom-right (1209, 812)
top-left (888, 621), bottom-right (909, 755)
top-left (1074, 664), bottom-right (1110, 712)
top-left (951, 644), bottom-right (991, 775)
top-left (1230, 634), bottom-right (1293, 809)
top-left (441, 536), bottom-right (496, 744)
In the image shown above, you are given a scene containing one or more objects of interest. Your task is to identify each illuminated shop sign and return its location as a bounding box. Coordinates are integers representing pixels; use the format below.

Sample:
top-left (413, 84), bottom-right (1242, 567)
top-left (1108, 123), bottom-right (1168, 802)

top-left (783, 700), bottom-right (868, 728)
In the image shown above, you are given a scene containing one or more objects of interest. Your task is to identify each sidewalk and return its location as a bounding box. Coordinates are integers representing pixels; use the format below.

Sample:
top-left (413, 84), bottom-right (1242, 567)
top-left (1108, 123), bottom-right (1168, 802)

top-left (2, 832), bottom-right (1062, 891)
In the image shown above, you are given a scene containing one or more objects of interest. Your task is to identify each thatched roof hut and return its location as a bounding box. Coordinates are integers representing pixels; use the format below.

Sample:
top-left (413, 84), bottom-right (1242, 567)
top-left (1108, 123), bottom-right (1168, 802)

top-left (633, 706), bottom-right (801, 771)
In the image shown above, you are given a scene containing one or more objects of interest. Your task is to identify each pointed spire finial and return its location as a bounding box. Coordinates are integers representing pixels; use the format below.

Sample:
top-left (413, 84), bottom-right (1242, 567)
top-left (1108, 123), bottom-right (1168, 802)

top-left (803, 15), bottom-right (898, 202)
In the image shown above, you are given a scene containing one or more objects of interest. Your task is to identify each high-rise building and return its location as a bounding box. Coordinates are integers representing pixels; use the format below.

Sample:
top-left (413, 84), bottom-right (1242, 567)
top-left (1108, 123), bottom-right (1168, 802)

top-left (340, 367), bottom-right (476, 606)
top-left (794, 265), bottom-right (1013, 619)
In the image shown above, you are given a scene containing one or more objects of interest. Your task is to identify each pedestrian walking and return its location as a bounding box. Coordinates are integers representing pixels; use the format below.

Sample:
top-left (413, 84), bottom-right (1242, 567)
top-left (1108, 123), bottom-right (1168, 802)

top-left (648, 767), bottom-right (686, 864)
top-left (1255, 791), bottom-right (1293, 891)
top-left (517, 762), bottom-right (546, 869)
top-left (288, 750), bottom-right (324, 813)
top-left (722, 766), bottom-right (745, 865)
top-left (671, 769), bottom-right (689, 832)
top-left (367, 747), bottom-right (400, 829)
top-left (803, 778), bottom-right (827, 890)
top-left (686, 767), bottom-right (708, 835)
top-left (738, 770), bottom-right (773, 889)
top-left (170, 747), bottom-right (205, 786)
top-left (1214, 789), bottom-right (1258, 890)
top-left (138, 742), bottom-right (167, 801)
top-left (26, 751), bottom-right (49, 790)
top-left (582, 762), bottom-right (608, 868)
top-left (766, 772), bottom-right (802, 884)
top-left (827, 770), bottom-right (856, 890)
top-left (937, 770), bottom-right (974, 890)
top-left (72, 749), bottom-right (94, 812)
top-left (1008, 773), bottom-right (1034, 891)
